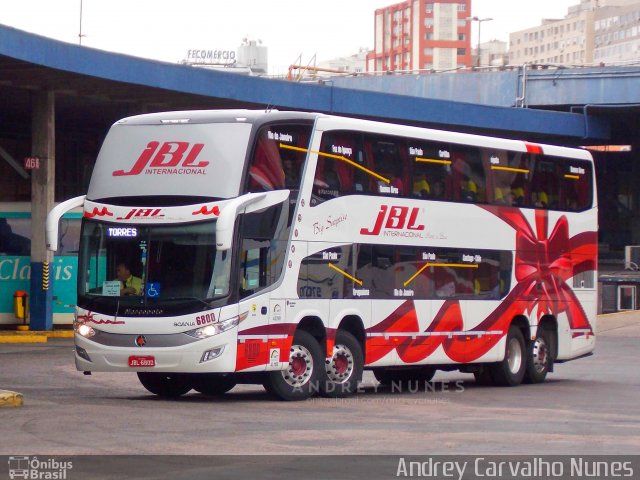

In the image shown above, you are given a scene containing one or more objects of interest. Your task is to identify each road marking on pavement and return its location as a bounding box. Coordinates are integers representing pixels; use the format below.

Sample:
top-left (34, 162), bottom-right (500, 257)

top-left (0, 390), bottom-right (23, 408)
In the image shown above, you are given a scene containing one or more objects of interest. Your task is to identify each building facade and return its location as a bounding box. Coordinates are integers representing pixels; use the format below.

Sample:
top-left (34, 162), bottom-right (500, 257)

top-left (475, 39), bottom-right (509, 67)
top-left (594, 2), bottom-right (640, 64)
top-left (509, 0), bottom-right (640, 66)
top-left (366, 0), bottom-right (473, 73)
top-left (509, 9), bottom-right (594, 66)
top-left (317, 48), bottom-right (368, 75)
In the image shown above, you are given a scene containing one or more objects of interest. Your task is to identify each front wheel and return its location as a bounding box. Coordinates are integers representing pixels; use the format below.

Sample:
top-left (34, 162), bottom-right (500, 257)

top-left (263, 330), bottom-right (323, 401)
top-left (524, 329), bottom-right (553, 384)
top-left (320, 330), bottom-right (363, 398)
top-left (488, 326), bottom-right (526, 387)
top-left (137, 372), bottom-right (192, 398)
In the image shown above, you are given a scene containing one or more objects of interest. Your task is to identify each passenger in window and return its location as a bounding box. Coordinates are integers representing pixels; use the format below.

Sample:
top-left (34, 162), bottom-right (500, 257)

top-left (282, 155), bottom-right (301, 189)
top-left (461, 177), bottom-right (477, 202)
top-left (431, 180), bottom-right (445, 199)
top-left (533, 191), bottom-right (548, 208)
top-left (412, 173), bottom-right (430, 197)
top-left (511, 187), bottom-right (525, 206)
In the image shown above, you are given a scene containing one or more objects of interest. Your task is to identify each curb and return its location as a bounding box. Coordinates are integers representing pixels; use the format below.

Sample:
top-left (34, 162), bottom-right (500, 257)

top-left (0, 330), bottom-right (73, 343)
top-left (0, 390), bottom-right (24, 408)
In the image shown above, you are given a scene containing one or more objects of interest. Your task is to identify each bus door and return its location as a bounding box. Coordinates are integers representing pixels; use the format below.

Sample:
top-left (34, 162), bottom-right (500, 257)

top-left (237, 202), bottom-right (291, 371)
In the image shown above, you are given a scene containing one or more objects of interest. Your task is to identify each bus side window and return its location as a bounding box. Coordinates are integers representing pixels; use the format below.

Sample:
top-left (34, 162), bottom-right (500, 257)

top-left (409, 141), bottom-right (454, 201)
top-left (313, 132), bottom-right (365, 204)
top-left (248, 133), bottom-right (282, 192)
top-left (453, 148), bottom-right (486, 203)
top-left (247, 124), bottom-right (311, 194)
top-left (367, 137), bottom-right (406, 196)
top-left (489, 151), bottom-right (533, 207)
top-left (238, 204), bottom-right (289, 299)
top-left (531, 158), bottom-right (560, 209)
top-left (298, 246), bottom-right (353, 300)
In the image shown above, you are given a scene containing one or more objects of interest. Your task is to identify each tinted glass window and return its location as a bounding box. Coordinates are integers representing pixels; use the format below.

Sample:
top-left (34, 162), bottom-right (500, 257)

top-left (310, 130), bottom-right (592, 212)
top-left (298, 244), bottom-right (512, 300)
top-left (247, 123), bottom-right (312, 193)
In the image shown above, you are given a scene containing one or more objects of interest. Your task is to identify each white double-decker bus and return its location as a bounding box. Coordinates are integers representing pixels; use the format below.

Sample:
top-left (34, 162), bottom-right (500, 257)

top-left (47, 110), bottom-right (597, 400)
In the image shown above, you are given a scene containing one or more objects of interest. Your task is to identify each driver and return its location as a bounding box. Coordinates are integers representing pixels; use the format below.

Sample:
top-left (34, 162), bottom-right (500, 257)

top-left (116, 262), bottom-right (142, 296)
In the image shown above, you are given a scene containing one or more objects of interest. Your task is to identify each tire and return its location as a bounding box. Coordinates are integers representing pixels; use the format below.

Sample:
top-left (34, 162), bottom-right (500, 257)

top-left (489, 326), bottom-right (526, 387)
top-left (373, 366), bottom-right (436, 391)
top-left (137, 372), bottom-right (192, 398)
top-left (263, 330), bottom-right (323, 401)
top-left (320, 330), bottom-right (363, 398)
top-left (192, 374), bottom-right (237, 396)
top-left (524, 328), bottom-right (553, 384)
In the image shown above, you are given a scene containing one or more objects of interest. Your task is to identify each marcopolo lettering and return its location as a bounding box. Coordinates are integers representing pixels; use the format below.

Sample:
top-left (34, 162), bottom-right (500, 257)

top-left (113, 141), bottom-right (209, 176)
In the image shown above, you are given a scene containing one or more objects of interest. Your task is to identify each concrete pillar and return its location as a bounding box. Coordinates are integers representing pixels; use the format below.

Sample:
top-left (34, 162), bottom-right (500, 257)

top-left (29, 91), bottom-right (55, 330)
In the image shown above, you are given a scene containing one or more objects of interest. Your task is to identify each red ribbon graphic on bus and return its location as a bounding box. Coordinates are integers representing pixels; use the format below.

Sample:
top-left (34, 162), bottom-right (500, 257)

top-left (366, 208), bottom-right (597, 365)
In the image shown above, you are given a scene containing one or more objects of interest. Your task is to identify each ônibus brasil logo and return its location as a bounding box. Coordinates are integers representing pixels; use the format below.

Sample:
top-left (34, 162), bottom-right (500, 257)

top-left (360, 205), bottom-right (425, 237)
top-left (113, 141), bottom-right (209, 176)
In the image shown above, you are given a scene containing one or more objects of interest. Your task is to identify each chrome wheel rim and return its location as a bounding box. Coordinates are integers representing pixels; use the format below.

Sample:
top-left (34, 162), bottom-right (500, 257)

top-left (531, 337), bottom-right (548, 374)
top-left (326, 344), bottom-right (354, 384)
top-left (507, 337), bottom-right (523, 374)
top-left (282, 344), bottom-right (314, 388)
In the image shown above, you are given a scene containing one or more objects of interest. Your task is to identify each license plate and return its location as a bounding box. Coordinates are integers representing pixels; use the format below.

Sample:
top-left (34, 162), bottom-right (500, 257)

top-left (128, 356), bottom-right (156, 367)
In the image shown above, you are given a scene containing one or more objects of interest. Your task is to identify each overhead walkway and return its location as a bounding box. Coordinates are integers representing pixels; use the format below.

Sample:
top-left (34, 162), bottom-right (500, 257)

top-left (0, 24), bottom-right (611, 142)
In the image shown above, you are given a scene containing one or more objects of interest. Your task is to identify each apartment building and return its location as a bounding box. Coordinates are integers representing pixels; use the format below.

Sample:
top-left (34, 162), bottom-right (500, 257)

top-left (594, 2), bottom-right (640, 63)
top-left (509, 8), bottom-right (593, 65)
top-left (509, 0), bottom-right (640, 66)
top-left (366, 0), bottom-right (473, 72)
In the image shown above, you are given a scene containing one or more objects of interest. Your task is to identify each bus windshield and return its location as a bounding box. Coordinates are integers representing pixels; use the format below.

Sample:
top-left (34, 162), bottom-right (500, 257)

top-left (78, 219), bottom-right (230, 305)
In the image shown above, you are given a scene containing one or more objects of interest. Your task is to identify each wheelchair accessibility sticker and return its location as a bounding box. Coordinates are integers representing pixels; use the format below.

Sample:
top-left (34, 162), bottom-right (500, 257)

top-left (146, 282), bottom-right (160, 298)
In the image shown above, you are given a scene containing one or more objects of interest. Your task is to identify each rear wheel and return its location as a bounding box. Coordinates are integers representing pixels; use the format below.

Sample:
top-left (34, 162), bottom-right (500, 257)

top-left (192, 374), bottom-right (237, 396)
top-left (263, 330), bottom-right (323, 401)
top-left (524, 329), bottom-right (553, 384)
top-left (320, 330), bottom-right (363, 398)
top-left (489, 326), bottom-right (526, 386)
top-left (137, 372), bottom-right (192, 398)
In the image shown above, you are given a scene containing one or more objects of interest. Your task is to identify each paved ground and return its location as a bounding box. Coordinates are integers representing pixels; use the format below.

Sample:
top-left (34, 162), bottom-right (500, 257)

top-left (0, 313), bottom-right (639, 456)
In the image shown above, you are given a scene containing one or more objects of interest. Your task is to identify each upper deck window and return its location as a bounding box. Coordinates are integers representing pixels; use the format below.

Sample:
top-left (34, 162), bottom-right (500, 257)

top-left (310, 129), bottom-right (593, 212)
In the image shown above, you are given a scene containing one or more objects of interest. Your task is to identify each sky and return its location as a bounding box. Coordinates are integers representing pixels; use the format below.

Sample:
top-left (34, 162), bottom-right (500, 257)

top-left (1, 0), bottom-right (579, 75)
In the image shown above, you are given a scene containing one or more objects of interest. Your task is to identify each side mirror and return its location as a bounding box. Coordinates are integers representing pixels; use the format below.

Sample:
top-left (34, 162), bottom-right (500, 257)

top-left (216, 190), bottom-right (290, 251)
top-left (46, 195), bottom-right (86, 252)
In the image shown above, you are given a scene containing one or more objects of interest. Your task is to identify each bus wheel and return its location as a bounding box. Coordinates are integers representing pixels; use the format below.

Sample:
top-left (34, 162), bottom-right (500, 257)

top-left (263, 330), bottom-right (323, 401)
top-left (192, 374), bottom-right (237, 396)
top-left (489, 326), bottom-right (526, 387)
top-left (524, 329), bottom-right (553, 384)
top-left (321, 330), bottom-right (363, 398)
top-left (137, 372), bottom-right (192, 398)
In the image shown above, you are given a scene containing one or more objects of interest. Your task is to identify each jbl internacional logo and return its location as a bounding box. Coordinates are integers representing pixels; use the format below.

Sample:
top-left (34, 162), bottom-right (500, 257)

top-left (113, 141), bottom-right (210, 176)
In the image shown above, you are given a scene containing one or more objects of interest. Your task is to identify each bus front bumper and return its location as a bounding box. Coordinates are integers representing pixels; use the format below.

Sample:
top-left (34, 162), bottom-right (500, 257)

top-left (73, 329), bottom-right (238, 373)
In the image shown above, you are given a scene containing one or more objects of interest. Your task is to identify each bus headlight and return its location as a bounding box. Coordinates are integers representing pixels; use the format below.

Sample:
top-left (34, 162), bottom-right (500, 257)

top-left (74, 321), bottom-right (96, 338)
top-left (186, 313), bottom-right (245, 339)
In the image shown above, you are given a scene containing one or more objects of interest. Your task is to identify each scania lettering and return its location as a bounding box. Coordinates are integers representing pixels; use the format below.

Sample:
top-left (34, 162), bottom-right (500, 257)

top-left (47, 110), bottom-right (597, 400)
